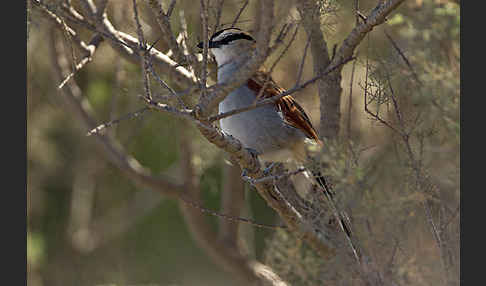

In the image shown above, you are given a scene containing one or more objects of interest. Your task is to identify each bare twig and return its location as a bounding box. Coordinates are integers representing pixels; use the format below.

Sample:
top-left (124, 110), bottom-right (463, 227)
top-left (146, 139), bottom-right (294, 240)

top-left (132, 0), bottom-right (153, 102)
top-left (440, 204), bottom-right (460, 232)
top-left (355, 0), bottom-right (361, 26)
top-left (332, 0), bottom-right (406, 67)
top-left (254, 23), bottom-right (300, 103)
top-left (139, 95), bottom-right (194, 119)
top-left (363, 36), bottom-right (401, 135)
top-left (147, 0), bottom-right (187, 66)
top-left (33, 0), bottom-right (103, 89)
top-left (296, 35), bottom-right (311, 85)
top-left (180, 194), bottom-right (286, 230)
top-left (86, 107), bottom-right (150, 136)
top-left (384, 29), bottom-right (422, 86)
top-left (58, 35), bottom-right (104, 89)
top-left (268, 22), bottom-right (296, 56)
top-left (167, 0), bottom-right (177, 17)
top-left (231, 0), bottom-right (249, 28)
top-left (199, 0), bottom-right (210, 98)
top-left (212, 0), bottom-right (225, 31)
top-left (245, 167), bottom-right (307, 185)
top-left (146, 55), bottom-right (187, 108)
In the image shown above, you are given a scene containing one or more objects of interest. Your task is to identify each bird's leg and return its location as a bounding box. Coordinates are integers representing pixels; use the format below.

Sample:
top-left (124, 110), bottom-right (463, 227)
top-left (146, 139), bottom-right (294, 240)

top-left (240, 148), bottom-right (260, 185)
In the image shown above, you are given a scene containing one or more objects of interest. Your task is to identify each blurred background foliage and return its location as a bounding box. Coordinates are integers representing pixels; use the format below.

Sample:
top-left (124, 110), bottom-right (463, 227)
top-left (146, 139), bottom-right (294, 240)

top-left (27, 0), bottom-right (459, 285)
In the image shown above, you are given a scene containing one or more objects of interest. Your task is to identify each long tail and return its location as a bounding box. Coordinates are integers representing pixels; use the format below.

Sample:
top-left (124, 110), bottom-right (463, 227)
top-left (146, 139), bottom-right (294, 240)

top-left (311, 169), bottom-right (363, 262)
top-left (311, 170), bottom-right (353, 238)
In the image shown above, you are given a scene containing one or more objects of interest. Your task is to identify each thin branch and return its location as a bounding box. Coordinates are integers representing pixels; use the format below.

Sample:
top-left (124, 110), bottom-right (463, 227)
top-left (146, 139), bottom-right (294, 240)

top-left (58, 34), bottom-right (104, 89)
top-left (363, 36), bottom-right (401, 135)
top-left (146, 54), bottom-right (187, 108)
top-left (212, 0), bottom-right (225, 31)
top-left (231, 0), bottom-right (249, 28)
top-left (33, 0), bottom-right (92, 54)
top-left (440, 204), bottom-right (460, 232)
top-left (268, 22), bottom-right (296, 56)
top-left (86, 107), bottom-right (150, 136)
top-left (332, 0), bottom-right (406, 68)
top-left (355, 0), bottom-right (361, 26)
top-left (254, 23), bottom-right (300, 103)
top-left (132, 0), bottom-right (153, 102)
top-left (139, 95), bottom-right (194, 119)
top-left (245, 167), bottom-right (306, 185)
top-left (199, 0), bottom-right (210, 98)
top-left (296, 34), bottom-right (311, 85)
top-left (147, 0), bottom-right (187, 66)
top-left (167, 0), bottom-right (177, 17)
top-left (181, 194), bottom-right (286, 230)
top-left (32, 1), bottom-right (104, 89)
top-left (384, 29), bottom-right (422, 87)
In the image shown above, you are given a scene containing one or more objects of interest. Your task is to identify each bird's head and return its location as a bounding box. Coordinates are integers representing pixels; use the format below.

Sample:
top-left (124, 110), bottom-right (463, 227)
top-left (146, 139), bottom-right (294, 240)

top-left (197, 28), bottom-right (255, 66)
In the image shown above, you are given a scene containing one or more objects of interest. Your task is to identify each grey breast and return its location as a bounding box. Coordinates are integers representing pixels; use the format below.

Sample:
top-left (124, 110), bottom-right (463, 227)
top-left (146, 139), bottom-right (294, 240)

top-left (218, 84), bottom-right (305, 155)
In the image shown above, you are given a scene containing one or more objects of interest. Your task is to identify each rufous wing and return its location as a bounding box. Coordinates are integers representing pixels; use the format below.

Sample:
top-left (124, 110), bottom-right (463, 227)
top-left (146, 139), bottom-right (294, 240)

top-left (246, 71), bottom-right (322, 145)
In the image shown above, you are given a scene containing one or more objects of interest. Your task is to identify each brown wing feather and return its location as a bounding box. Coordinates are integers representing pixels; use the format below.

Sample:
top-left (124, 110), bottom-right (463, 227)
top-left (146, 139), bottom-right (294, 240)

top-left (247, 71), bottom-right (322, 145)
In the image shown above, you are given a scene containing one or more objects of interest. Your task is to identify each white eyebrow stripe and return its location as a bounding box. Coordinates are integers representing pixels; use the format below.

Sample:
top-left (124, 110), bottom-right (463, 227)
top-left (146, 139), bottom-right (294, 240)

top-left (212, 31), bottom-right (232, 42)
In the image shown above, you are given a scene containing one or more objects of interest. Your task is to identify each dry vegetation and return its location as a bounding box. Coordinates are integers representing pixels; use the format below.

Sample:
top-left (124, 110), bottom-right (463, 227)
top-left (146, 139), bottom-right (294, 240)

top-left (27, 0), bottom-right (459, 285)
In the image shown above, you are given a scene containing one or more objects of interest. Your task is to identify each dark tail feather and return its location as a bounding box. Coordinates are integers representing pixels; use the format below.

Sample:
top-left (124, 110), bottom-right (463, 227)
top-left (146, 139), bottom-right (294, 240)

top-left (312, 170), bottom-right (353, 238)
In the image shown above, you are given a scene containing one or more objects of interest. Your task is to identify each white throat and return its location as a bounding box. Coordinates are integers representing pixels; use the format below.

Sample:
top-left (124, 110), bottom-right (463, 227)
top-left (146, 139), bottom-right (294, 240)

top-left (210, 48), bottom-right (236, 68)
top-left (211, 48), bottom-right (251, 83)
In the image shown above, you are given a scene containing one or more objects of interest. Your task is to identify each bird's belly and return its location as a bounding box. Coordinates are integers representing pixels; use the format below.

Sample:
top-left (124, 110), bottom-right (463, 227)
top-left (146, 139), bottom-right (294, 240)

top-left (218, 86), bottom-right (304, 156)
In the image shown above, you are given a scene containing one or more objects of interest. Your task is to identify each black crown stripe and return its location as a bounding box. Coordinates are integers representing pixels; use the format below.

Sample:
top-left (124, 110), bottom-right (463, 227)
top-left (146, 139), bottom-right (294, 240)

top-left (211, 33), bottom-right (255, 46)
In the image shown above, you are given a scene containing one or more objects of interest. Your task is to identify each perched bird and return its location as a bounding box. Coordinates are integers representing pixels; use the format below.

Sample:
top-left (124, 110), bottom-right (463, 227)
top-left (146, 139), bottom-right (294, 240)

top-left (197, 28), bottom-right (351, 237)
top-left (198, 28), bottom-right (320, 164)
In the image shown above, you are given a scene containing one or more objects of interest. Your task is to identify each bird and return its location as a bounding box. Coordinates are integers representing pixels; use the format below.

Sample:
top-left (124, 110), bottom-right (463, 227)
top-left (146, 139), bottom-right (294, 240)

top-left (197, 28), bottom-right (352, 237)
